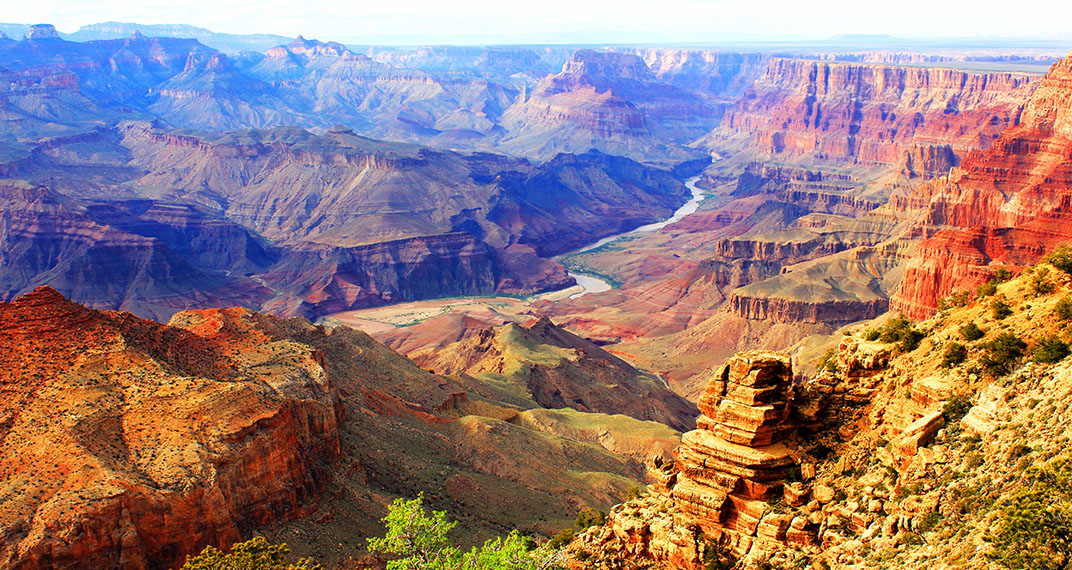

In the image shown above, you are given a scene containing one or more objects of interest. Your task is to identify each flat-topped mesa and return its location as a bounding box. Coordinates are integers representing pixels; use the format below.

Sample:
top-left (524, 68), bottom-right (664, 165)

top-left (671, 351), bottom-right (801, 545)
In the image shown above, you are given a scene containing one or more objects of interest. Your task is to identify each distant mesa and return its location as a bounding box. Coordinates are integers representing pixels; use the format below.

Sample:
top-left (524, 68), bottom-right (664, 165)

top-left (24, 24), bottom-right (59, 40)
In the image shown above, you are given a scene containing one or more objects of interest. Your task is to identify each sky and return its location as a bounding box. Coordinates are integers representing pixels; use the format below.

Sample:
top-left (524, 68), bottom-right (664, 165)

top-left (2, 0), bottom-right (1071, 44)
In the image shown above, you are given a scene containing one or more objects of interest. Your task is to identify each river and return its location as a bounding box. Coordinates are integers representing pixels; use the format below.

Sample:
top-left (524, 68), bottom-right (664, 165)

top-left (560, 175), bottom-right (705, 299)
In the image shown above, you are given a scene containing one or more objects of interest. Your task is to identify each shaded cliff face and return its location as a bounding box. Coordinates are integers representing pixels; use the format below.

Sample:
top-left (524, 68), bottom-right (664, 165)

top-left (892, 52), bottom-right (1072, 318)
top-left (709, 57), bottom-right (1038, 166)
top-left (1, 122), bottom-right (688, 320)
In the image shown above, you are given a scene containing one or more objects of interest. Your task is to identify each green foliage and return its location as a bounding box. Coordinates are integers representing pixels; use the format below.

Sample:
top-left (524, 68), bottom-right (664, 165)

top-left (1057, 297), bottom-right (1072, 321)
top-left (938, 290), bottom-right (973, 311)
top-left (917, 511), bottom-right (943, 534)
top-left (942, 342), bottom-right (969, 368)
top-left (1045, 247), bottom-right (1072, 276)
top-left (574, 508), bottom-right (607, 530)
top-left (703, 542), bottom-right (737, 570)
top-left (544, 529), bottom-right (574, 550)
top-left (960, 321), bottom-right (986, 342)
top-left (368, 495), bottom-right (563, 570)
top-left (988, 455), bottom-right (1072, 570)
top-left (876, 316), bottom-right (925, 353)
top-left (977, 280), bottom-right (999, 298)
top-left (863, 328), bottom-right (880, 341)
top-left (992, 267), bottom-right (1015, 282)
top-left (625, 486), bottom-right (646, 501)
top-left (943, 394), bottom-right (973, 423)
top-left (179, 538), bottom-right (321, 570)
top-left (1033, 335), bottom-right (1071, 364)
top-left (980, 332), bottom-right (1027, 377)
top-left (1033, 267), bottom-right (1057, 296)
top-left (992, 296), bottom-right (1014, 320)
top-left (817, 348), bottom-right (838, 374)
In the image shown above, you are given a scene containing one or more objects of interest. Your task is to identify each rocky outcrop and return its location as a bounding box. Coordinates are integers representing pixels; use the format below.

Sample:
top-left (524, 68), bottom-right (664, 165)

top-left (574, 351), bottom-right (811, 567)
top-left (728, 293), bottom-right (889, 325)
top-left (710, 57), bottom-right (1037, 166)
top-left (892, 52), bottom-right (1072, 318)
top-left (0, 287), bottom-right (342, 570)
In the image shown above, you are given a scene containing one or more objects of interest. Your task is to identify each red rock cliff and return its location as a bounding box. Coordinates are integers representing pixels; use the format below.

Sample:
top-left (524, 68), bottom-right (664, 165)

top-left (714, 57), bottom-right (1038, 166)
top-left (0, 288), bottom-right (342, 570)
top-left (892, 52), bottom-right (1072, 318)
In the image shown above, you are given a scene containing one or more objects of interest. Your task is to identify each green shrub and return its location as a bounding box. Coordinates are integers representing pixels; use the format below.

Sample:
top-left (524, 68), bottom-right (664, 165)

top-left (981, 333), bottom-right (1027, 377)
top-left (942, 342), bottom-right (969, 368)
top-left (960, 321), bottom-right (986, 341)
top-left (545, 528), bottom-right (574, 550)
top-left (574, 508), bottom-right (607, 530)
top-left (1032, 267), bottom-right (1057, 296)
top-left (988, 455), bottom-right (1072, 570)
top-left (625, 486), bottom-right (646, 500)
top-left (1045, 247), bottom-right (1072, 275)
top-left (863, 328), bottom-right (880, 341)
top-left (938, 290), bottom-right (973, 311)
top-left (180, 538), bottom-right (320, 570)
top-left (876, 316), bottom-right (926, 353)
top-left (992, 296), bottom-right (1014, 320)
top-left (977, 280), bottom-right (999, 297)
top-left (1032, 335), bottom-right (1070, 364)
top-left (817, 348), bottom-right (838, 373)
top-left (1056, 297), bottom-right (1072, 321)
top-left (917, 511), bottom-right (943, 533)
top-left (992, 267), bottom-right (1014, 282)
top-left (943, 394), bottom-right (973, 423)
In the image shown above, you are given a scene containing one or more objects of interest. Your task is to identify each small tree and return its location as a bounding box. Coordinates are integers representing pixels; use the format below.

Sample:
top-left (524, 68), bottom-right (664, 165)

top-left (179, 537), bottom-right (321, 570)
top-left (992, 296), bottom-right (1014, 320)
top-left (942, 342), bottom-right (968, 368)
top-left (1056, 297), bottom-right (1072, 321)
top-left (961, 321), bottom-right (986, 342)
top-left (981, 333), bottom-right (1027, 377)
top-left (367, 495), bottom-right (564, 570)
top-left (1033, 267), bottom-right (1057, 296)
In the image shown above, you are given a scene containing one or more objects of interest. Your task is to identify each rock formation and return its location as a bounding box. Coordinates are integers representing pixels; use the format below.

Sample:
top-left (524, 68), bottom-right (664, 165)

top-left (892, 51), bottom-right (1072, 318)
top-left (0, 287), bottom-right (343, 570)
top-left (709, 57), bottom-right (1037, 167)
top-left (574, 351), bottom-right (812, 567)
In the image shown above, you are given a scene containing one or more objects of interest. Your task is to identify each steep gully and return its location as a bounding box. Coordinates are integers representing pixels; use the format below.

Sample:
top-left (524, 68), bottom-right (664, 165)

top-left (557, 175), bottom-right (706, 298)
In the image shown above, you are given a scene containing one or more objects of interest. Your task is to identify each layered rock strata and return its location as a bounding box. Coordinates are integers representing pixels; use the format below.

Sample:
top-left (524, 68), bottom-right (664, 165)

top-left (574, 351), bottom-right (812, 567)
top-left (892, 51), bottom-right (1072, 318)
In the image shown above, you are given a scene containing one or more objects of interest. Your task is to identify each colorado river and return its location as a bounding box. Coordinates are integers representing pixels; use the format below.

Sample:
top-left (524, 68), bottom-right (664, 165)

top-left (561, 175), bottom-right (705, 298)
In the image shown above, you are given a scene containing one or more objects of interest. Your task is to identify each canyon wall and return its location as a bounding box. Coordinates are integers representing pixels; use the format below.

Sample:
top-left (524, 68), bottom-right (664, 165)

top-left (892, 51), bottom-right (1072, 318)
top-left (710, 57), bottom-right (1038, 166)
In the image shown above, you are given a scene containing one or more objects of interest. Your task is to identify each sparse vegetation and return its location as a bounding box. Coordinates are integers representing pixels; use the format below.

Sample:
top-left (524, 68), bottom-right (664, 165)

top-left (1032, 335), bottom-right (1071, 364)
top-left (988, 455), bottom-right (1072, 570)
top-left (980, 332), bottom-right (1027, 377)
top-left (943, 395), bottom-right (973, 423)
top-left (1032, 267), bottom-right (1057, 296)
top-left (817, 348), bottom-right (838, 374)
top-left (992, 296), bottom-right (1014, 320)
top-left (876, 316), bottom-right (926, 353)
top-left (1056, 297), bottom-right (1072, 321)
top-left (977, 280), bottom-right (998, 298)
top-left (942, 342), bottom-right (969, 368)
top-left (961, 321), bottom-right (986, 341)
top-left (1045, 247), bottom-right (1072, 276)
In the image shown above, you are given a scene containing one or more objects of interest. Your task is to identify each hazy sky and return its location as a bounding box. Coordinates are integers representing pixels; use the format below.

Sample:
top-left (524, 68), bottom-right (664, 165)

top-left (4, 0), bottom-right (1071, 44)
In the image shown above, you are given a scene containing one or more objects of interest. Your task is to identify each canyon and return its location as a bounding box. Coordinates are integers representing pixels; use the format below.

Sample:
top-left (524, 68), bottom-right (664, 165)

top-left (3, 20), bottom-right (1072, 570)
